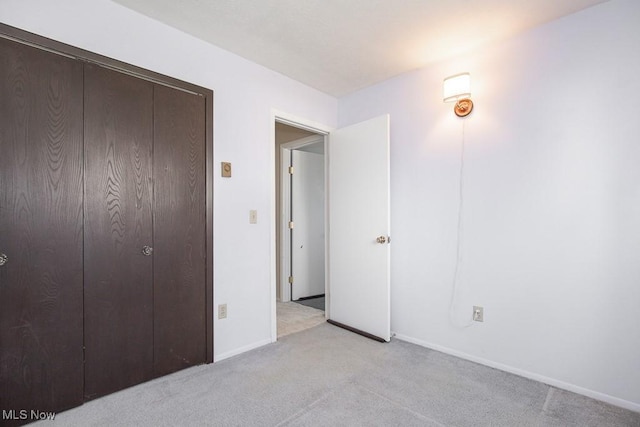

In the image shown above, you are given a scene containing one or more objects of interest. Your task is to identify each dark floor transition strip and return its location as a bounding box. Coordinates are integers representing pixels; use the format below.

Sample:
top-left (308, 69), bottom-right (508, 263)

top-left (295, 296), bottom-right (325, 311)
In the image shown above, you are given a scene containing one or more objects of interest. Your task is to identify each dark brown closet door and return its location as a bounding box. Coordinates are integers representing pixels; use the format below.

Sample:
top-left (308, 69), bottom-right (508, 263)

top-left (0, 39), bottom-right (84, 414)
top-left (153, 85), bottom-right (207, 375)
top-left (83, 64), bottom-right (154, 400)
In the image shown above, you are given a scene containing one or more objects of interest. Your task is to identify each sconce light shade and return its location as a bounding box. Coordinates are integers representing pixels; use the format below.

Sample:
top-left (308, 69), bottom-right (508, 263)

top-left (443, 73), bottom-right (471, 102)
top-left (443, 72), bottom-right (473, 117)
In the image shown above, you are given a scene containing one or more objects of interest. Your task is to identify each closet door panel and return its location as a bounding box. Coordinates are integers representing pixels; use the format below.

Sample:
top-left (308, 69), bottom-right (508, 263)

top-left (0, 39), bottom-right (84, 413)
top-left (83, 64), bottom-right (154, 399)
top-left (153, 85), bottom-right (207, 375)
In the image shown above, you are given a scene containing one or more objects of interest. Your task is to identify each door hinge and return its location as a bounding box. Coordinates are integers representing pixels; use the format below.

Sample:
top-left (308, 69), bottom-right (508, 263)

top-left (288, 166), bottom-right (294, 174)
top-left (288, 276), bottom-right (294, 284)
top-left (289, 221), bottom-right (294, 229)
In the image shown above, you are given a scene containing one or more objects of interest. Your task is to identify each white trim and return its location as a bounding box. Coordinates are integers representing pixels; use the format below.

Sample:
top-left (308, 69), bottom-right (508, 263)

top-left (270, 109), bottom-right (333, 344)
top-left (274, 111), bottom-right (330, 136)
top-left (392, 333), bottom-right (640, 413)
top-left (270, 116), bottom-right (278, 344)
top-left (280, 147), bottom-right (292, 303)
top-left (324, 132), bottom-right (331, 321)
top-left (281, 134), bottom-right (325, 150)
top-left (213, 338), bottom-right (272, 363)
top-left (280, 135), bottom-right (326, 303)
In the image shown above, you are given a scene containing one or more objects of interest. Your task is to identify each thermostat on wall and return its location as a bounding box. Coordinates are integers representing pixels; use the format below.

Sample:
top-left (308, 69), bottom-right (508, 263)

top-left (221, 162), bottom-right (232, 177)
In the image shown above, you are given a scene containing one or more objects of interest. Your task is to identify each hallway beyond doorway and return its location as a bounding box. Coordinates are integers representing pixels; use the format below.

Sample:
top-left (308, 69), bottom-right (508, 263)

top-left (277, 301), bottom-right (325, 338)
top-left (295, 296), bottom-right (325, 311)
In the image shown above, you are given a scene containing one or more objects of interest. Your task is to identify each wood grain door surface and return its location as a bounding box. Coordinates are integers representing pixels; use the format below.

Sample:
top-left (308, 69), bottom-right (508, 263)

top-left (1, 35), bottom-right (209, 417)
top-left (0, 38), bottom-right (85, 413)
top-left (83, 64), bottom-right (155, 400)
top-left (153, 85), bottom-right (207, 375)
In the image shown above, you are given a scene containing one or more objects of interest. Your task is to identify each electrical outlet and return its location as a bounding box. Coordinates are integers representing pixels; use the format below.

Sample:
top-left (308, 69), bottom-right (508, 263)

top-left (218, 304), bottom-right (227, 319)
top-left (249, 210), bottom-right (258, 224)
top-left (473, 306), bottom-right (484, 322)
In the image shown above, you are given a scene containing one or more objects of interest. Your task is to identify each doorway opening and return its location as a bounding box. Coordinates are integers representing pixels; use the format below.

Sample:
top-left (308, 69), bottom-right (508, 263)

top-left (271, 113), bottom-right (391, 343)
top-left (275, 120), bottom-right (327, 339)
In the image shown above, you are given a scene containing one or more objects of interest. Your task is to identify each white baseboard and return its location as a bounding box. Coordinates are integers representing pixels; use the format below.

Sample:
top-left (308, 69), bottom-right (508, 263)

top-left (213, 338), bottom-right (272, 363)
top-left (392, 332), bottom-right (640, 414)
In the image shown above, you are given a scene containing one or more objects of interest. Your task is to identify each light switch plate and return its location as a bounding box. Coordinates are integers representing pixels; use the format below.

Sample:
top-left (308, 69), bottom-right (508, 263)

top-left (218, 304), bottom-right (227, 319)
top-left (249, 210), bottom-right (258, 224)
top-left (473, 306), bottom-right (484, 322)
top-left (221, 162), bottom-right (232, 177)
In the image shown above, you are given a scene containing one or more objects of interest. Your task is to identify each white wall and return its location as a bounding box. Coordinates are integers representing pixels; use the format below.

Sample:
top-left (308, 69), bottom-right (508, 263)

top-left (339, 0), bottom-right (640, 411)
top-left (0, 0), bottom-right (337, 360)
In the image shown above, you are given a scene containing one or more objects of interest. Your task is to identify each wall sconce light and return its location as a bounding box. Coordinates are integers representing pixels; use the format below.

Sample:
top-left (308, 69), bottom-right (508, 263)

top-left (443, 72), bottom-right (473, 117)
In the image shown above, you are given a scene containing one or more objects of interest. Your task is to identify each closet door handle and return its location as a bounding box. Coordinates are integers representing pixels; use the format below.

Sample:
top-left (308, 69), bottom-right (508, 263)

top-left (0, 253), bottom-right (7, 266)
top-left (141, 246), bottom-right (153, 256)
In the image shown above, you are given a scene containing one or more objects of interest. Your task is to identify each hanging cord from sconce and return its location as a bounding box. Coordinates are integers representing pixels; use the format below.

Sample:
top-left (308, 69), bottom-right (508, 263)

top-left (449, 119), bottom-right (473, 328)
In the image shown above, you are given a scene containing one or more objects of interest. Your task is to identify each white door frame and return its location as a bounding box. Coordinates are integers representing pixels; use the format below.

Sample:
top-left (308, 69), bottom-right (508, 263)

top-left (280, 135), bottom-right (325, 303)
top-left (270, 110), bottom-right (332, 343)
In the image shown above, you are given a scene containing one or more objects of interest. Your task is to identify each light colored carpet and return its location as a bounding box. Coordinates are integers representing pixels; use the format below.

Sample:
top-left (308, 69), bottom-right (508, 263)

top-left (32, 323), bottom-right (640, 426)
top-left (277, 301), bottom-right (325, 338)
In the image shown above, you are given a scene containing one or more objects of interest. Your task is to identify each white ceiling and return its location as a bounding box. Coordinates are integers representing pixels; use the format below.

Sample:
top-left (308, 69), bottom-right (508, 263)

top-left (113, 0), bottom-right (608, 97)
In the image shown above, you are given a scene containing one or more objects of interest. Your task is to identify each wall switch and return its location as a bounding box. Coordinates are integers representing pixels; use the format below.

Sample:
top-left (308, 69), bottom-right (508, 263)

top-left (218, 304), bottom-right (227, 319)
top-left (249, 210), bottom-right (258, 224)
top-left (473, 306), bottom-right (484, 322)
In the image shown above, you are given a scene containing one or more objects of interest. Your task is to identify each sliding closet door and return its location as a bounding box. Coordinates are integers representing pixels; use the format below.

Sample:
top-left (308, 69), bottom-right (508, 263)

top-left (0, 39), bottom-right (84, 412)
top-left (83, 64), bottom-right (154, 399)
top-left (153, 85), bottom-right (207, 375)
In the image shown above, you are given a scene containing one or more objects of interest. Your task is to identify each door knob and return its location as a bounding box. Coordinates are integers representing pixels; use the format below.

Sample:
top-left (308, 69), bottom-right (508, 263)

top-left (376, 236), bottom-right (387, 244)
top-left (0, 253), bottom-right (7, 266)
top-left (141, 246), bottom-right (153, 256)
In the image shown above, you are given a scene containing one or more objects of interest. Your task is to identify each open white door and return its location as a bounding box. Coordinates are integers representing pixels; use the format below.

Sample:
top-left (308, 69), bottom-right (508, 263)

top-left (328, 115), bottom-right (390, 342)
top-left (291, 150), bottom-right (325, 300)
